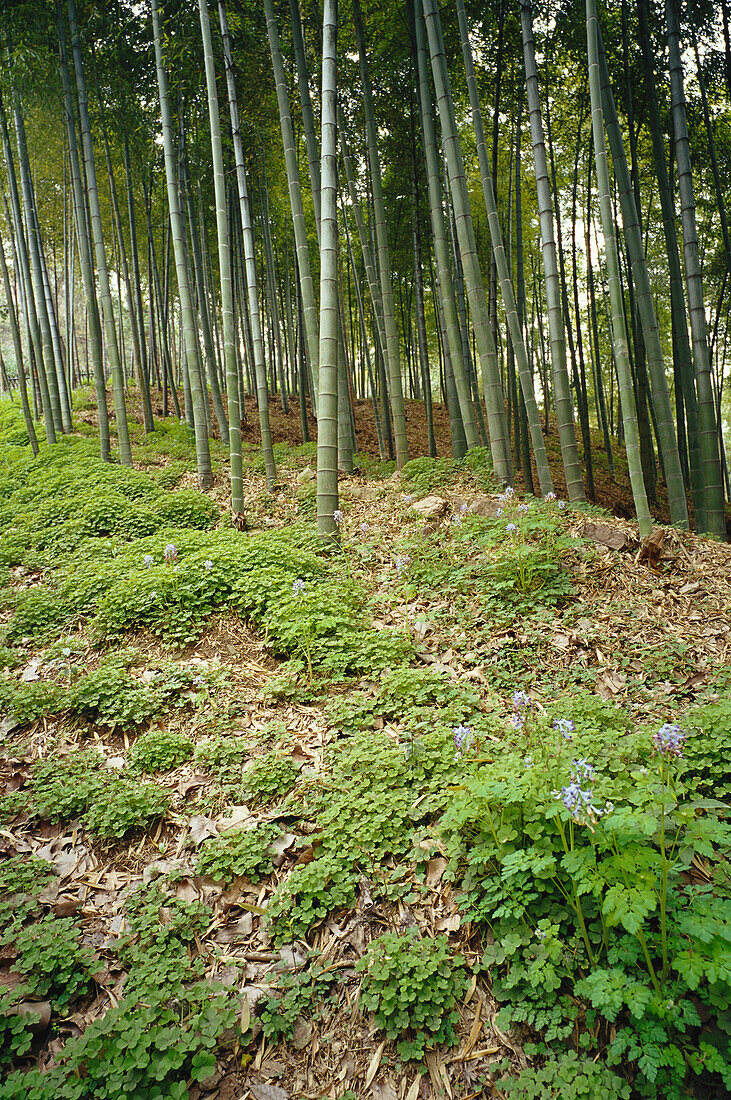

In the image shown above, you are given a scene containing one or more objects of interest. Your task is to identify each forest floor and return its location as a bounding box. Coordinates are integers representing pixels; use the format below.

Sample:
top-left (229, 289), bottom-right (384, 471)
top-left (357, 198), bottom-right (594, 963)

top-left (1, 394), bottom-right (730, 1100)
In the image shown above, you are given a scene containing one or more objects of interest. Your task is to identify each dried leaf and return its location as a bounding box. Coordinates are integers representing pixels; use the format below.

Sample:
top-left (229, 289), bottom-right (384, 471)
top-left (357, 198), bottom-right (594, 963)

top-left (372, 1080), bottom-right (398, 1100)
top-left (365, 1039), bottom-right (387, 1088)
top-left (249, 1084), bottom-right (289, 1100)
top-left (290, 1016), bottom-right (312, 1050)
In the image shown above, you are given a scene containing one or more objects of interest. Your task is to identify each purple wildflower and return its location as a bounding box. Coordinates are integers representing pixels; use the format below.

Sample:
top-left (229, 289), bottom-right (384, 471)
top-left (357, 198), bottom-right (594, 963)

top-left (395, 555), bottom-right (411, 577)
top-left (143, 554), bottom-right (154, 569)
top-left (292, 578), bottom-right (306, 598)
top-left (163, 543), bottom-right (178, 564)
top-left (553, 718), bottom-right (575, 741)
top-left (333, 509), bottom-right (343, 526)
top-left (513, 690), bottom-right (532, 711)
top-left (517, 503), bottom-right (529, 515)
top-left (571, 758), bottom-right (595, 783)
top-left (453, 724), bottom-right (474, 758)
top-left (506, 523), bottom-right (518, 534)
top-left (557, 500), bottom-right (567, 510)
top-left (652, 723), bottom-right (686, 758)
top-left (544, 492), bottom-right (556, 502)
top-left (203, 560), bottom-right (213, 571)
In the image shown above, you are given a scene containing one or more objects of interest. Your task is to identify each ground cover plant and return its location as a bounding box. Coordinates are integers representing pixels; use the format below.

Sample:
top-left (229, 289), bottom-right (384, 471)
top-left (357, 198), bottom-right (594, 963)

top-left (1, 405), bottom-right (730, 1099)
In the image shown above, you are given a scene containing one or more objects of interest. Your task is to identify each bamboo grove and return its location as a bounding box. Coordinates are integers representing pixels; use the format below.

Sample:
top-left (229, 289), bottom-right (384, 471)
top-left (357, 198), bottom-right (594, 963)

top-left (0, 0), bottom-right (729, 539)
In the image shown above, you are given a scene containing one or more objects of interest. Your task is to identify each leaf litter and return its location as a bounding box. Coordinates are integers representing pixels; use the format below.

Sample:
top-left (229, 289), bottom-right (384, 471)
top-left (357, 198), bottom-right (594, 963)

top-left (1, 456), bottom-right (730, 1099)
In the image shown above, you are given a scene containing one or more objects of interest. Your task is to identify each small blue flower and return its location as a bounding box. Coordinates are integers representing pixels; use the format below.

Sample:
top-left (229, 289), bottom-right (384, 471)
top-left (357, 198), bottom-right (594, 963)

top-left (517, 503), bottom-right (529, 514)
top-left (163, 543), bottom-right (178, 564)
top-left (359, 522), bottom-right (370, 536)
top-left (513, 690), bottom-right (532, 711)
top-left (453, 724), bottom-right (474, 758)
top-left (333, 509), bottom-right (343, 525)
top-left (553, 718), bottom-right (575, 741)
top-left (557, 500), bottom-right (567, 510)
top-left (652, 723), bottom-right (685, 758)
top-left (395, 555), bottom-right (411, 577)
top-left (524, 754), bottom-right (534, 768)
top-left (292, 578), bottom-right (306, 598)
top-left (496, 508), bottom-right (504, 518)
top-left (544, 492), bottom-right (556, 502)
top-left (143, 554), bottom-right (154, 569)
top-left (571, 758), bottom-right (595, 783)
top-left (203, 560), bottom-right (213, 571)
top-left (506, 523), bottom-right (518, 534)
top-left (403, 494), bottom-right (414, 505)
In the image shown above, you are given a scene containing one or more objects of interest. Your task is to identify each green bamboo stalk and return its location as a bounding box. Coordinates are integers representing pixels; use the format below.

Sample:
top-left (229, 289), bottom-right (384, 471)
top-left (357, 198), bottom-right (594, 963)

top-left (666, 0), bottom-right (725, 536)
top-left (422, 0), bottom-right (512, 481)
top-left (519, 0), bottom-right (584, 501)
top-left (198, 0), bottom-right (243, 515)
top-left (217, 0), bottom-right (277, 490)
top-left (150, 0), bottom-right (212, 487)
top-left (456, 0), bottom-right (553, 495)
top-left (597, 36), bottom-right (688, 529)
top-left (587, 0), bottom-right (651, 536)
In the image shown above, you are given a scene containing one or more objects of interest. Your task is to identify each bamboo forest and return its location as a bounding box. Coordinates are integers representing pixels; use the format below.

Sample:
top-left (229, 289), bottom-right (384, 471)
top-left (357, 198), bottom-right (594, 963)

top-left (1, 0), bottom-right (731, 1096)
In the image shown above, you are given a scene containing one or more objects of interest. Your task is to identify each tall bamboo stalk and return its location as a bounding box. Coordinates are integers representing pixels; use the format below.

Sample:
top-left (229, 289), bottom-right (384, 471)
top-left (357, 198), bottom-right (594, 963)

top-left (456, 0), bottom-right (552, 494)
top-left (422, 0), bottom-right (512, 482)
top-left (150, 0), bottom-right (212, 487)
top-left (218, 0), bottom-right (277, 490)
top-left (198, 0), bottom-right (243, 515)
top-left (519, 0), bottom-right (584, 500)
top-left (316, 0), bottom-right (340, 536)
top-left (587, 0), bottom-right (651, 535)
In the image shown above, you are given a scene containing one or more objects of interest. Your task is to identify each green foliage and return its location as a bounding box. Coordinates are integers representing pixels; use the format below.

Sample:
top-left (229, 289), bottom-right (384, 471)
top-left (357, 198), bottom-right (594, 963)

top-left (0, 679), bottom-right (63, 723)
top-left (0, 646), bottom-right (21, 670)
top-left (83, 779), bottom-right (170, 839)
top-left (67, 663), bottom-right (173, 728)
top-left (356, 930), bottom-right (467, 1060)
top-left (259, 960), bottom-right (333, 1041)
top-left (0, 991), bottom-right (35, 1067)
top-left (439, 706), bottom-right (731, 1097)
top-left (130, 727), bottom-right (194, 773)
top-left (328, 664), bottom-right (480, 735)
top-left (683, 698), bottom-right (731, 800)
top-left (31, 750), bottom-right (108, 821)
top-left (0, 856), bottom-right (56, 929)
top-left (1, 785), bottom-right (37, 821)
top-left (400, 456), bottom-right (458, 496)
top-left (0, 856), bottom-right (55, 900)
top-left (0, 657), bottom-right (221, 732)
top-left (0, 880), bottom-right (239, 1099)
top-left (267, 852), bottom-right (358, 944)
top-left (241, 752), bottom-right (298, 805)
top-left (498, 1052), bottom-right (631, 1099)
top-left (194, 734), bottom-right (250, 781)
top-left (460, 446), bottom-right (499, 492)
top-left (30, 751), bottom-right (169, 837)
top-left (196, 823), bottom-right (281, 884)
top-left (304, 725), bottom-right (463, 865)
top-left (7, 915), bottom-right (97, 1011)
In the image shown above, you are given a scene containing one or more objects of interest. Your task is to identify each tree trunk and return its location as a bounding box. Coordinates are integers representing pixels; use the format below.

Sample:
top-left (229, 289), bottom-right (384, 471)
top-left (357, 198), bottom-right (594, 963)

top-left (456, 0), bottom-right (553, 494)
top-left (587, 0), bottom-right (651, 535)
top-left (352, 0), bottom-right (408, 469)
top-left (422, 0), bottom-right (512, 482)
top-left (519, 0), bottom-right (584, 501)
top-left (198, 0), bottom-right (243, 515)
top-left (666, 0), bottom-right (725, 536)
top-left (316, 0), bottom-right (340, 536)
top-left (150, 0), bottom-right (212, 487)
